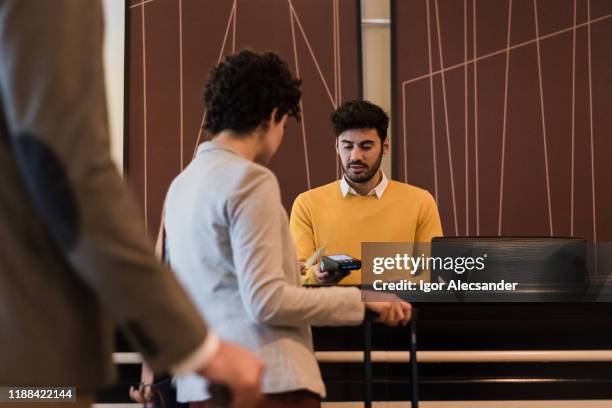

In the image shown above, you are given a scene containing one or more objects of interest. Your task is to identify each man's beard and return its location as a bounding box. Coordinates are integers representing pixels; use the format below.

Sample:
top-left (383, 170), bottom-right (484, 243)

top-left (342, 151), bottom-right (383, 183)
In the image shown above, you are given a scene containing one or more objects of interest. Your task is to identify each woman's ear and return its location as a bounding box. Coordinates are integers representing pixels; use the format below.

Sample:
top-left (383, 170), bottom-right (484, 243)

top-left (269, 107), bottom-right (279, 123)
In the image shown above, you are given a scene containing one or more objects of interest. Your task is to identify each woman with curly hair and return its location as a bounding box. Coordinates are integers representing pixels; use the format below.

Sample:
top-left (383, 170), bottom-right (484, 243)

top-left (161, 50), bottom-right (411, 408)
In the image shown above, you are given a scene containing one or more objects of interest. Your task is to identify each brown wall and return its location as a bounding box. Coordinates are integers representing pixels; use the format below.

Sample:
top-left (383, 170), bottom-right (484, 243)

top-left (127, 0), bottom-right (361, 236)
top-left (392, 0), bottom-right (612, 241)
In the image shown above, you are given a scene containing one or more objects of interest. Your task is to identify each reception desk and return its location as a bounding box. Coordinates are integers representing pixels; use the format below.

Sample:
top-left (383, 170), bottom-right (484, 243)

top-left (314, 304), bottom-right (612, 402)
top-left (101, 303), bottom-right (612, 405)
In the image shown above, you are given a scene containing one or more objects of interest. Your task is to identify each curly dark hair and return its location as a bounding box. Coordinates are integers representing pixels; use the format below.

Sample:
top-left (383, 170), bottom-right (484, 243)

top-left (203, 50), bottom-right (301, 135)
top-left (330, 100), bottom-right (389, 141)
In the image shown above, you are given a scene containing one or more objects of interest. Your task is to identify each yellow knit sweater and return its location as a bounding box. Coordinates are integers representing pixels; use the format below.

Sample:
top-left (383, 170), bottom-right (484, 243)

top-left (290, 179), bottom-right (443, 285)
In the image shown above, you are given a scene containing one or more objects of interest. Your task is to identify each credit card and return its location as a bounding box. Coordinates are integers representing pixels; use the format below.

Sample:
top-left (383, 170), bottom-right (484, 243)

top-left (304, 246), bottom-right (326, 268)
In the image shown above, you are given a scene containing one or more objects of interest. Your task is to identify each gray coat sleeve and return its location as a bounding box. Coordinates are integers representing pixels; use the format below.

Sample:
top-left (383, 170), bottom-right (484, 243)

top-left (229, 168), bottom-right (366, 327)
top-left (0, 0), bottom-right (208, 372)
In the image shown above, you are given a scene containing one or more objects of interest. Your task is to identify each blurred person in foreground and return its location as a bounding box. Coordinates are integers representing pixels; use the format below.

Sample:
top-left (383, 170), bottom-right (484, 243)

top-left (0, 1), bottom-right (262, 407)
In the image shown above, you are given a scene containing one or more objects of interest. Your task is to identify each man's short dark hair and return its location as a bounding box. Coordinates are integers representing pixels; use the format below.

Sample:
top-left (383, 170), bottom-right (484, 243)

top-left (203, 50), bottom-right (301, 135)
top-left (331, 100), bottom-right (389, 141)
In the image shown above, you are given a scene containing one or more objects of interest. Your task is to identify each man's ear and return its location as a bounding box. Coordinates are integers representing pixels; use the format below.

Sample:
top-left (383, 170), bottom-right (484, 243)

top-left (382, 137), bottom-right (390, 156)
top-left (335, 138), bottom-right (340, 154)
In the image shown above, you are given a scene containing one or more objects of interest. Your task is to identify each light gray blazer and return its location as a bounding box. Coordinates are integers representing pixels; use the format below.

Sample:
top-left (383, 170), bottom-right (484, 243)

top-left (0, 0), bottom-right (208, 390)
top-left (166, 142), bottom-right (365, 401)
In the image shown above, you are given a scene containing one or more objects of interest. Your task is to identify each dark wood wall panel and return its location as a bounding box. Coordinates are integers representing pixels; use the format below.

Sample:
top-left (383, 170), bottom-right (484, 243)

top-left (127, 0), bottom-right (361, 236)
top-left (392, 0), bottom-right (612, 240)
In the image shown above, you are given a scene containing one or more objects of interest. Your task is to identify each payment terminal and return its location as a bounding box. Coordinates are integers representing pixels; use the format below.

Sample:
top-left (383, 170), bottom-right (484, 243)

top-left (320, 254), bottom-right (361, 277)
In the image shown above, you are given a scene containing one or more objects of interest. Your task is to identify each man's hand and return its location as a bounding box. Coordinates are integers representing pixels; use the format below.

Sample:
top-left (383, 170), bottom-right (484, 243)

top-left (365, 300), bottom-right (412, 327)
top-left (313, 263), bottom-right (346, 285)
top-left (199, 340), bottom-right (264, 408)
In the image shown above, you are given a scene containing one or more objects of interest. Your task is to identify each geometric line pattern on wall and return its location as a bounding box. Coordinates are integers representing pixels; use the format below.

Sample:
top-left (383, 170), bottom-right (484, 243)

top-left (127, 0), bottom-right (361, 237)
top-left (393, 0), bottom-right (612, 241)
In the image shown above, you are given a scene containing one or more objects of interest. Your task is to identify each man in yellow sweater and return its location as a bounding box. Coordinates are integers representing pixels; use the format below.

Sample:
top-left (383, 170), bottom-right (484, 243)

top-left (290, 100), bottom-right (443, 285)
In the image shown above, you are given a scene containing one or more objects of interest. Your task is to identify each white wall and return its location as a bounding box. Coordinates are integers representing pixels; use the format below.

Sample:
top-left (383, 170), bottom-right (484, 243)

top-left (102, 0), bottom-right (125, 172)
top-left (361, 0), bottom-right (392, 176)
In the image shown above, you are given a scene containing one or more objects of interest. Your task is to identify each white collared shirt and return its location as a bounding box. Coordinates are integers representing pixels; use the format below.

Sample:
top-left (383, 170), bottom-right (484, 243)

top-left (340, 171), bottom-right (389, 199)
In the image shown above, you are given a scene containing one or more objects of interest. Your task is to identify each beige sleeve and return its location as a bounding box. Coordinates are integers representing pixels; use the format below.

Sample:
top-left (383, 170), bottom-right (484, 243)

top-left (230, 169), bottom-right (365, 327)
